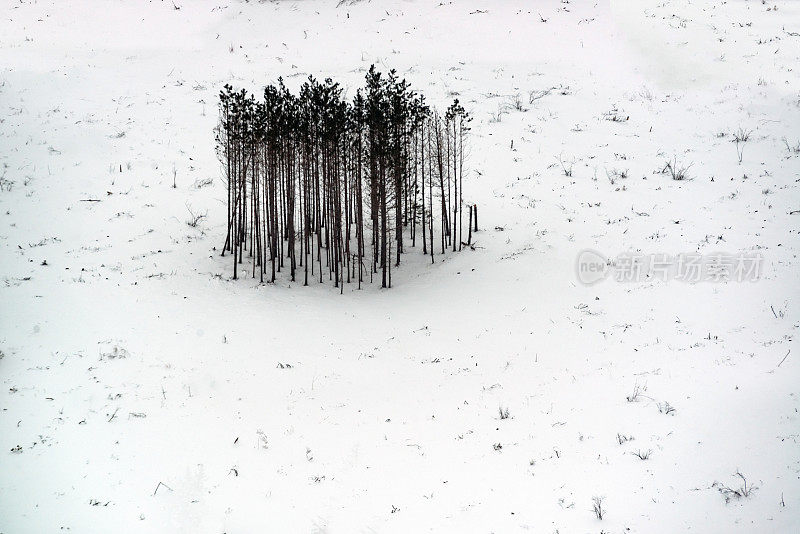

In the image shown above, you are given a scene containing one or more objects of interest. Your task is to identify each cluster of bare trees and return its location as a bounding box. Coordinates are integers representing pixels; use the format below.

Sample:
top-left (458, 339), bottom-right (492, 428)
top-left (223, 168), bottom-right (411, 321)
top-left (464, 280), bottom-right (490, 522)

top-left (216, 66), bottom-right (476, 290)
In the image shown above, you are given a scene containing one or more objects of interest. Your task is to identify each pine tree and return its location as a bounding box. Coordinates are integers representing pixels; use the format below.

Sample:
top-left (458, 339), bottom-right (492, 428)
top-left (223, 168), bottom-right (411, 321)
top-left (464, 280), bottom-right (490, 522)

top-left (214, 66), bottom-right (472, 291)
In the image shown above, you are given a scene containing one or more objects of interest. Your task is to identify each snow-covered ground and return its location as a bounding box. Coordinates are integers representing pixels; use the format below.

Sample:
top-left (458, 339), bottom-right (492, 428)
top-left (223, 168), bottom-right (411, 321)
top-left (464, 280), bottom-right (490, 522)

top-left (1, 0), bottom-right (799, 532)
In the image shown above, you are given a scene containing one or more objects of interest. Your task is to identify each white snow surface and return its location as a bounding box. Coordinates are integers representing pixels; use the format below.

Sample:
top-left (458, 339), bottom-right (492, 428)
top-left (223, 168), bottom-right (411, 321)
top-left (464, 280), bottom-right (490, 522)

top-left (1, 0), bottom-right (799, 532)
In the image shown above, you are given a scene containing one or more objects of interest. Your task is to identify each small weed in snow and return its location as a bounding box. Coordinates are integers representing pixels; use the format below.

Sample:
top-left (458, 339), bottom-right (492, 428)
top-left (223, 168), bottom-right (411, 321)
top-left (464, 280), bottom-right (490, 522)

top-left (603, 106), bottom-right (628, 122)
top-left (489, 104), bottom-right (506, 123)
top-left (782, 137), bottom-right (800, 155)
top-left (662, 157), bottom-right (693, 181)
top-left (732, 127), bottom-right (751, 143)
top-left (617, 433), bottom-right (634, 445)
top-left (186, 203), bottom-right (207, 228)
top-left (606, 168), bottom-right (628, 185)
top-left (592, 496), bottom-right (605, 520)
top-left (626, 384), bottom-right (643, 402)
top-left (732, 127), bottom-right (752, 163)
top-left (193, 177), bottom-right (214, 189)
top-left (557, 153), bottom-right (575, 177)
top-left (256, 430), bottom-right (268, 449)
top-left (0, 164), bottom-right (12, 192)
top-left (658, 401), bottom-right (676, 415)
top-left (100, 345), bottom-right (129, 360)
top-left (713, 471), bottom-right (757, 503)
top-left (528, 87), bottom-right (553, 104)
top-left (509, 92), bottom-right (526, 112)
